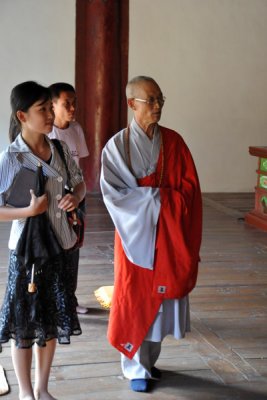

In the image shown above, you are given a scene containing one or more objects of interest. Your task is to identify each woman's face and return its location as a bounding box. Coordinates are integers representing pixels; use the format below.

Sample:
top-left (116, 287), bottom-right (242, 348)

top-left (18, 99), bottom-right (54, 135)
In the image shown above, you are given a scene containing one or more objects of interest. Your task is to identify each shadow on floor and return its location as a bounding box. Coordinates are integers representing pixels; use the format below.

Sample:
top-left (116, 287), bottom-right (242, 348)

top-left (153, 370), bottom-right (267, 400)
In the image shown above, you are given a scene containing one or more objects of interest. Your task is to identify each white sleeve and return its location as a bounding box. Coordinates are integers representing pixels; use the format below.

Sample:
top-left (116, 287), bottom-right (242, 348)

top-left (100, 135), bottom-right (160, 269)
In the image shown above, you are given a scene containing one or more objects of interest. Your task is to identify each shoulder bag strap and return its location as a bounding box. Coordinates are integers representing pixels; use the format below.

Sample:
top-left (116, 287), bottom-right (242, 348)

top-left (52, 139), bottom-right (72, 190)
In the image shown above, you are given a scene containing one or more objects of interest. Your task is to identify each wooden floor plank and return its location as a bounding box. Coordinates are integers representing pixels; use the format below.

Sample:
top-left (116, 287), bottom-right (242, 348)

top-left (0, 193), bottom-right (267, 399)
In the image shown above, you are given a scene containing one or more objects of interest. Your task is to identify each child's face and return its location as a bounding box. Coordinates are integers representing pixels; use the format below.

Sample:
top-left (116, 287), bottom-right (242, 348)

top-left (53, 91), bottom-right (76, 123)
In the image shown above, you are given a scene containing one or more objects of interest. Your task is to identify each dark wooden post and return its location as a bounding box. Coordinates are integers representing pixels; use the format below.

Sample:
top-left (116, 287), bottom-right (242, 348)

top-left (75, 0), bottom-right (129, 192)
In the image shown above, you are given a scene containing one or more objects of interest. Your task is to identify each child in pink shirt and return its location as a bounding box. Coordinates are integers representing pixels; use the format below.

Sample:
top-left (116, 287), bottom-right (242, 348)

top-left (49, 83), bottom-right (89, 314)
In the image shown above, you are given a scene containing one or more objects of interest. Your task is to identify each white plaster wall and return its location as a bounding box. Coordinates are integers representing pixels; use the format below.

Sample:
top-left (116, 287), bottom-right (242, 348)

top-left (0, 0), bottom-right (266, 192)
top-left (0, 0), bottom-right (75, 150)
top-left (129, 0), bottom-right (267, 192)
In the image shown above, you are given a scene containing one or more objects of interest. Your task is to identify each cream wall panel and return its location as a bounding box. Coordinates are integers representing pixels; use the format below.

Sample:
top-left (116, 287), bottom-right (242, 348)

top-left (0, 0), bottom-right (75, 149)
top-left (1, 0), bottom-right (266, 191)
top-left (129, 0), bottom-right (267, 192)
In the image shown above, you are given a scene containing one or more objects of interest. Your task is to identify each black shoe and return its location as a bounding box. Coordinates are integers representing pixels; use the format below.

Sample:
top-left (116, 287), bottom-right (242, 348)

top-left (151, 366), bottom-right (162, 380)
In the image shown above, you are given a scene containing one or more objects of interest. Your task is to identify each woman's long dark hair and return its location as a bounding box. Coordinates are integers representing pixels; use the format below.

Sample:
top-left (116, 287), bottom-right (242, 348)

top-left (9, 81), bottom-right (51, 143)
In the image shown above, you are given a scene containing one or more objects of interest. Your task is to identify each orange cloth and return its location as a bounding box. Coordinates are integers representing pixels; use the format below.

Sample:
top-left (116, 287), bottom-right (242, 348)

top-left (108, 127), bottom-right (202, 359)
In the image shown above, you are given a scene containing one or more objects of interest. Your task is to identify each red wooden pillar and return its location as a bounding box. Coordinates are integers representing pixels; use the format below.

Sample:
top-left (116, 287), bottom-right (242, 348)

top-left (75, 0), bottom-right (129, 192)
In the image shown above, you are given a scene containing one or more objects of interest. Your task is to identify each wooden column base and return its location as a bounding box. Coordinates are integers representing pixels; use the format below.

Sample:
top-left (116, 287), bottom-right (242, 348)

top-left (245, 211), bottom-right (267, 232)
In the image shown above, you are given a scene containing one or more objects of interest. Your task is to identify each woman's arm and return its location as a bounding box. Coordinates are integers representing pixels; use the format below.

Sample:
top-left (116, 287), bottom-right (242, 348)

top-left (0, 190), bottom-right (48, 221)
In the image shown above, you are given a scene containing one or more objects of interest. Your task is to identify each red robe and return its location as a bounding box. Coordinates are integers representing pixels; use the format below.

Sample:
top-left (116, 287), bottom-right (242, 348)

top-left (107, 127), bottom-right (202, 359)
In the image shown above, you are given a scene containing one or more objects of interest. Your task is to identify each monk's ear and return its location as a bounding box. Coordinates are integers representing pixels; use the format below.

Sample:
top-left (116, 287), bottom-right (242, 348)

top-left (127, 98), bottom-right (136, 110)
top-left (16, 110), bottom-right (27, 124)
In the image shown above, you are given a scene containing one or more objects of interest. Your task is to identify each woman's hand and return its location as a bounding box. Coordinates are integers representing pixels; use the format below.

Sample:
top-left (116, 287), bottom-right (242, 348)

top-left (58, 182), bottom-right (86, 212)
top-left (28, 190), bottom-right (48, 216)
top-left (0, 190), bottom-right (48, 221)
top-left (58, 193), bottom-right (79, 212)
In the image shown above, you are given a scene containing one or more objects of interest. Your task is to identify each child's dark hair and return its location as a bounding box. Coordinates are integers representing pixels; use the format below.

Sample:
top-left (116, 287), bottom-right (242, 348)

top-left (49, 83), bottom-right (75, 100)
top-left (9, 81), bottom-right (51, 143)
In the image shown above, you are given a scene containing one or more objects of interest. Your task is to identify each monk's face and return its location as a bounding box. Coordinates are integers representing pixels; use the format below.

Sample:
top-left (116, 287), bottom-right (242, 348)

top-left (129, 81), bottom-right (164, 133)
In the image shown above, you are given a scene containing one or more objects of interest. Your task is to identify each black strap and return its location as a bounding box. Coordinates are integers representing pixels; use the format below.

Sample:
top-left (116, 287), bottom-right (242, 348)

top-left (52, 139), bottom-right (72, 190)
top-left (52, 139), bottom-right (86, 212)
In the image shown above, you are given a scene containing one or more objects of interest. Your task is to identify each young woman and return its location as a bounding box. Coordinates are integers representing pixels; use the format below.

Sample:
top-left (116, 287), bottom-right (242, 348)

top-left (0, 81), bottom-right (86, 400)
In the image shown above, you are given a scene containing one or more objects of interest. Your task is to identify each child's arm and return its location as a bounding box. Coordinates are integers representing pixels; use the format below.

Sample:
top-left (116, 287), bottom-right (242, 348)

top-left (0, 190), bottom-right (48, 221)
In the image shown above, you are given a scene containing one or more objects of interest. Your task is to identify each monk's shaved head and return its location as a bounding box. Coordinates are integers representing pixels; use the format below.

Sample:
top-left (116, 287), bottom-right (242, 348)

top-left (126, 76), bottom-right (159, 98)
